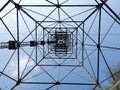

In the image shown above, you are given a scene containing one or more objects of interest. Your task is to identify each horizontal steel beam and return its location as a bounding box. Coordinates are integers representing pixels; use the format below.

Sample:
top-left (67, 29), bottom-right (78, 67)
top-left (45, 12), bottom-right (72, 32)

top-left (21, 5), bottom-right (97, 7)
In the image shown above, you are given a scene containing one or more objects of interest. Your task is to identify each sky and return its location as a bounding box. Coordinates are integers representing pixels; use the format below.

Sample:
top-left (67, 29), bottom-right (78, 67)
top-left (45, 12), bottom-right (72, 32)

top-left (0, 0), bottom-right (120, 90)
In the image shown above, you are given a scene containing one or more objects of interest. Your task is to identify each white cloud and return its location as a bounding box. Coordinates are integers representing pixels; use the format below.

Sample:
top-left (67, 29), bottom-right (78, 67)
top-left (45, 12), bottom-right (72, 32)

top-left (13, 0), bottom-right (21, 3)
top-left (8, 56), bottom-right (34, 78)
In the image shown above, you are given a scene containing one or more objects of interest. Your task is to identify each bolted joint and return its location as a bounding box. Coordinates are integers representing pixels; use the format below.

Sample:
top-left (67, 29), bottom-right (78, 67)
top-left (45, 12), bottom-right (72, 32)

top-left (58, 64), bottom-right (61, 66)
top-left (58, 21), bottom-right (62, 23)
top-left (96, 3), bottom-right (103, 9)
top-left (97, 44), bottom-right (100, 49)
top-left (55, 81), bottom-right (60, 85)
top-left (56, 4), bottom-right (61, 8)
top-left (40, 41), bottom-right (46, 45)
top-left (15, 4), bottom-right (21, 10)
top-left (95, 80), bottom-right (102, 89)
top-left (16, 79), bottom-right (22, 86)
top-left (82, 42), bottom-right (84, 46)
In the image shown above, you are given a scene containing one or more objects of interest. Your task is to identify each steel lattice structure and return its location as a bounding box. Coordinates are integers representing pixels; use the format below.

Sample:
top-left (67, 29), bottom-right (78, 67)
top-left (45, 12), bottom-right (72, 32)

top-left (0, 0), bottom-right (120, 90)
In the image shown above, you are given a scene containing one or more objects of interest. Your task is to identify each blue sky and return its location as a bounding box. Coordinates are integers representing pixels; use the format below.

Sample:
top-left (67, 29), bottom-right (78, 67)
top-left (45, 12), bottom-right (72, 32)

top-left (0, 0), bottom-right (120, 90)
